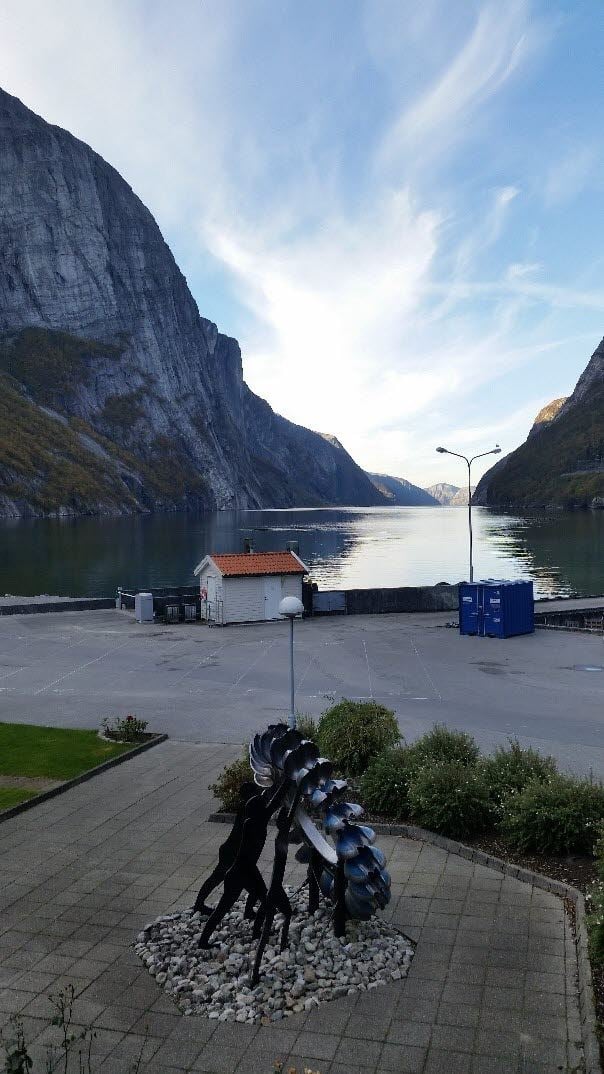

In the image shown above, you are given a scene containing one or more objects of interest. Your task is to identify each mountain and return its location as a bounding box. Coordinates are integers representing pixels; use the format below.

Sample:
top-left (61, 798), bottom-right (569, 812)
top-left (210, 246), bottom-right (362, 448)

top-left (0, 88), bottom-right (384, 518)
top-left (367, 473), bottom-right (439, 506)
top-left (450, 486), bottom-right (476, 506)
top-left (527, 397), bottom-right (567, 438)
top-left (475, 337), bottom-right (604, 508)
top-left (425, 483), bottom-right (460, 505)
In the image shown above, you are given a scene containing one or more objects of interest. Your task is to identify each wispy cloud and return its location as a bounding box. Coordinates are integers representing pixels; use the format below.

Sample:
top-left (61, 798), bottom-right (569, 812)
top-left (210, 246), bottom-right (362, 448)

top-left (376, 0), bottom-right (536, 172)
top-left (543, 144), bottom-right (600, 207)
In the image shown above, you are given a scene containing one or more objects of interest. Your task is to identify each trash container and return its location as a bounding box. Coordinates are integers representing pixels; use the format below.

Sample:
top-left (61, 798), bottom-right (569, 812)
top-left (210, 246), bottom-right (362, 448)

top-left (459, 580), bottom-right (534, 638)
top-left (134, 592), bottom-right (154, 623)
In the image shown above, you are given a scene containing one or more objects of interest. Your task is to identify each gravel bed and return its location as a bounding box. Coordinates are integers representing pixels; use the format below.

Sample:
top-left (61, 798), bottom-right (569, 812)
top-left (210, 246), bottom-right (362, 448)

top-left (135, 887), bottom-right (414, 1023)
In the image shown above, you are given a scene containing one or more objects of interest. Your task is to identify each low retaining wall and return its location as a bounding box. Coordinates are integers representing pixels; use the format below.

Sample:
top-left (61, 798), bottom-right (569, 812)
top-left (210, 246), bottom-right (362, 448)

top-left (535, 606), bottom-right (604, 633)
top-left (0, 597), bottom-right (115, 616)
top-left (312, 583), bottom-right (459, 616)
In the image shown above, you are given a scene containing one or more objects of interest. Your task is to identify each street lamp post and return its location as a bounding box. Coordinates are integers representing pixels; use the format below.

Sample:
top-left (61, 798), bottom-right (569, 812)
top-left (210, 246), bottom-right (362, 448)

top-left (435, 444), bottom-right (502, 583)
top-left (279, 595), bottom-right (304, 729)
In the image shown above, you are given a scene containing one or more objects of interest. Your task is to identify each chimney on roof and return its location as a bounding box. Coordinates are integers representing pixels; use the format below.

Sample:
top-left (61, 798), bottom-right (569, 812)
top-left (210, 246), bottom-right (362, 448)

top-left (243, 537), bottom-right (254, 554)
top-left (286, 540), bottom-right (299, 555)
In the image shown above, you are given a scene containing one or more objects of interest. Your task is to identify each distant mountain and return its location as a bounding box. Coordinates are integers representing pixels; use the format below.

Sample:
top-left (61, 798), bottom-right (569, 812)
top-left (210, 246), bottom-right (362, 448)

top-left (475, 336), bottom-right (604, 508)
top-left (0, 87), bottom-right (384, 518)
top-left (425, 482), bottom-right (460, 505)
top-left (367, 473), bottom-right (440, 506)
top-left (450, 486), bottom-right (476, 506)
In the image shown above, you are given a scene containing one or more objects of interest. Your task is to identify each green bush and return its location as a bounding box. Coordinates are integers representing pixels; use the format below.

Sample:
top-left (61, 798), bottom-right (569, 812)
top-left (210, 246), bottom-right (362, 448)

top-left (406, 724), bottom-right (479, 773)
top-left (500, 775), bottom-right (604, 855)
top-left (482, 739), bottom-right (557, 817)
top-left (102, 713), bottom-right (148, 742)
top-left (407, 761), bottom-right (492, 839)
top-left (296, 715), bottom-right (319, 742)
top-left (587, 827), bottom-right (604, 963)
top-left (317, 700), bottom-right (400, 776)
top-left (360, 747), bottom-right (412, 820)
top-left (210, 751), bottom-right (254, 812)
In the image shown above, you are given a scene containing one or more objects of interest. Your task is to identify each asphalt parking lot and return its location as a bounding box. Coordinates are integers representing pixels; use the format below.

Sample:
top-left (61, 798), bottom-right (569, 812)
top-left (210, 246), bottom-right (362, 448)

top-left (1, 608), bottom-right (604, 775)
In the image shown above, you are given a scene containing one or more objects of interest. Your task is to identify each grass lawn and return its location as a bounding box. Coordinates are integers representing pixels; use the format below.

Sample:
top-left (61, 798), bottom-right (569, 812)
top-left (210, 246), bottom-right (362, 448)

top-left (0, 787), bottom-right (39, 810)
top-left (0, 722), bottom-right (132, 781)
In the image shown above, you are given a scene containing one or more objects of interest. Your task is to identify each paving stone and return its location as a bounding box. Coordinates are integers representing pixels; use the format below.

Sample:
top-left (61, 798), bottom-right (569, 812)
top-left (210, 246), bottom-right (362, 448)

top-left (380, 1042), bottom-right (427, 1071)
top-left (129, 1010), bottom-right (182, 1038)
top-left (334, 1037), bottom-right (382, 1065)
top-left (436, 1001), bottom-right (481, 1028)
top-left (293, 1031), bottom-right (340, 1060)
top-left (424, 1047), bottom-right (476, 1073)
top-left (193, 1045), bottom-right (247, 1072)
top-left (430, 1022), bottom-right (475, 1052)
top-left (387, 1020), bottom-right (432, 1046)
top-left (330, 1062), bottom-right (376, 1074)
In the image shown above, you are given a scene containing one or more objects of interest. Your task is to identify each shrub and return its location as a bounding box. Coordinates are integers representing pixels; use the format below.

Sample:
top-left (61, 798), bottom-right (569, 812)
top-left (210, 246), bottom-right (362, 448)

top-left (360, 747), bottom-right (413, 820)
top-left (482, 739), bottom-right (557, 817)
top-left (317, 700), bottom-right (400, 776)
top-left (587, 827), bottom-right (604, 962)
top-left (101, 713), bottom-right (148, 742)
top-left (407, 761), bottom-right (492, 839)
top-left (500, 775), bottom-right (604, 855)
top-left (406, 724), bottom-right (479, 773)
top-left (296, 715), bottom-right (319, 742)
top-left (209, 751), bottom-right (254, 812)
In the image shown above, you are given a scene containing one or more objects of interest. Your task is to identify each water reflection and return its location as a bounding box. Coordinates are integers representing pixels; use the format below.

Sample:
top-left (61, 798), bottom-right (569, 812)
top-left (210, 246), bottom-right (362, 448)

top-left (0, 506), bottom-right (602, 598)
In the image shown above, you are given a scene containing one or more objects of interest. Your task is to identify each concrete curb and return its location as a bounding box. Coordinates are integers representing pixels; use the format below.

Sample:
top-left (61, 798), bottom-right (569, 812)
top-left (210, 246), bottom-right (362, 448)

top-left (0, 733), bottom-right (168, 824)
top-left (208, 810), bottom-right (601, 1072)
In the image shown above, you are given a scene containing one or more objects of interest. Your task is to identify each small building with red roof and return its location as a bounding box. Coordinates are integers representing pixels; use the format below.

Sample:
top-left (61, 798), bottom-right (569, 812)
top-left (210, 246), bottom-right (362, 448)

top-left (193, 550), bottom-right (308, 623)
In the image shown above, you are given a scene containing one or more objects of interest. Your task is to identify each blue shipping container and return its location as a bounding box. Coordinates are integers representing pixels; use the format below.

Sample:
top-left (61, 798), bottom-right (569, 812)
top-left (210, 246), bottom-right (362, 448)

top-left (459, 580), bottom-right (534, 638)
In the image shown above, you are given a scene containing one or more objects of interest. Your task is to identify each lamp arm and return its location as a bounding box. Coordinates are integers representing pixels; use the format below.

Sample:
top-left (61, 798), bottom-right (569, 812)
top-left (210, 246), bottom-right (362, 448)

top-left (469, 449), bottom-right (499, 464)
top-left (443, 449), bottom-right (470, 464)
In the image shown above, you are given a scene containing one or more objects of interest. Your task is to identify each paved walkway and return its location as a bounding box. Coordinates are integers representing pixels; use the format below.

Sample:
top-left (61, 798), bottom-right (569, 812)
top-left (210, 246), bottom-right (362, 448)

top-left (0, 743), bottom-right (585, 1073)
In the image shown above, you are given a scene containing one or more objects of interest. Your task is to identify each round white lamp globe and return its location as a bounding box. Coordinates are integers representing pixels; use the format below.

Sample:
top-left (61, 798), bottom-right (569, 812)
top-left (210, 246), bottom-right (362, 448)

top-left (279, 596), bottom-right (304, 618)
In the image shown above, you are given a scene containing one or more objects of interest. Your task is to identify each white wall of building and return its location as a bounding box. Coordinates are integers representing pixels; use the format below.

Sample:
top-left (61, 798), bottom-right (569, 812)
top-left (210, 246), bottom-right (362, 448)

top-left (221, 573), bottom-right (303, 624)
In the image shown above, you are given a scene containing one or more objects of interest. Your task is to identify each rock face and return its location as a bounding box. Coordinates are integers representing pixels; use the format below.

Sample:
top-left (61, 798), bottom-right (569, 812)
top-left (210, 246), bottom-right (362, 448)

top-left (527, 397), bottom-right (567, 438)
top-left (425, 482), bottom-right (460, 505)
top-left (0, 88), bottom-right (384, 518)
top-left (449, 486), bottom-right (475, 506)
top-left (367, 473), bottom-right (439, 506)
top-left (475, 337), bottom-right (604, 508)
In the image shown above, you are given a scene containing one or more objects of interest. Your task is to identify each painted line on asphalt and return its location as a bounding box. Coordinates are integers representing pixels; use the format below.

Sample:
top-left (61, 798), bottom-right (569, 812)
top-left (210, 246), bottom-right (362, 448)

top-left (32, 638), bottom-right (132, 695)
top-left (226, 637), bottom-right (280, 693)
top-left (362, 640), bottom-right (374, 700)
top-left (410, 635), bottom-right (442, 701)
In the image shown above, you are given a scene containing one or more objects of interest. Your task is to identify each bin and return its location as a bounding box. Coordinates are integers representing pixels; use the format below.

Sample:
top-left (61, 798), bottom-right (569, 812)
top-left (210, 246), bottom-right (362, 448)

top-left (459, 580), bottom-right (534, 638)
top-left (134, 592), bottom-right (154, 623)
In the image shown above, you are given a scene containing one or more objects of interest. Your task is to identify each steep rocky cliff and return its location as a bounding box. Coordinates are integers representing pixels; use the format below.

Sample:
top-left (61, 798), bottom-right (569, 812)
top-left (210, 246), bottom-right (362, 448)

top-left (367, 473), bottom-right (439, 506)
top-left (475, 337), bottom-right (604, 508)
top-left (0, 88), bottom-right (384, 518)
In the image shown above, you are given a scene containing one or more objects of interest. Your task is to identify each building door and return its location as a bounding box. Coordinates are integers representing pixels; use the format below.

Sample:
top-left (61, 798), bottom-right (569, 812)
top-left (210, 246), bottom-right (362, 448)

top-left (263, 575), bottom-right (282, 619)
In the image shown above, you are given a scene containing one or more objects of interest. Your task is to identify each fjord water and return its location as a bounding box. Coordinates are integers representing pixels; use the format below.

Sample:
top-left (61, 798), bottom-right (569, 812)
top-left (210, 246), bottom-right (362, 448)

top-left (0, 507), bottom-right (602, 599)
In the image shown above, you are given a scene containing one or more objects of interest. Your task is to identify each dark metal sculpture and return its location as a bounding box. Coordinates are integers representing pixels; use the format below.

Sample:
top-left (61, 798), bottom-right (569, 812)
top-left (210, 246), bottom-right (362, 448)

top-left (195, 723), bottom-right (391, 982)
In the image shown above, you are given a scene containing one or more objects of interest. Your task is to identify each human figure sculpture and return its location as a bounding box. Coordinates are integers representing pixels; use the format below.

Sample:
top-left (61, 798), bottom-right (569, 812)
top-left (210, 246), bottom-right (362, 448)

top-left (193, 782), bottom-right (259, 916)
top-left (198, 775), bottom-right (289, 948)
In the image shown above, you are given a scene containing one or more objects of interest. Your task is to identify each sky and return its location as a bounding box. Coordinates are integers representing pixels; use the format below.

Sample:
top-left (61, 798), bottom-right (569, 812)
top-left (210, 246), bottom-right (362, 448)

top-left (1, 0), bottom-right (603, 487)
